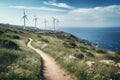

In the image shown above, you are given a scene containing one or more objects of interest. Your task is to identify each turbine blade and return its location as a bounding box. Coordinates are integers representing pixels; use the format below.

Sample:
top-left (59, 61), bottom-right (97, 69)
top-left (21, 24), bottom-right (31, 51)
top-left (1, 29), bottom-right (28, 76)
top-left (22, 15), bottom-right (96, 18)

top-left (20, 17), bottom-right (24, 22)
top-left (25, 17), bottom-right (29, 21)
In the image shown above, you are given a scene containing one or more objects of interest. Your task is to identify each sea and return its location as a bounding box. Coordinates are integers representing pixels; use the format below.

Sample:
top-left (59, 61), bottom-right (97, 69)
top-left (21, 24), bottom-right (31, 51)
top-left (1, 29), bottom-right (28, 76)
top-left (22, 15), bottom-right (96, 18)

top-left (58, 27), bottom-right (120, 51)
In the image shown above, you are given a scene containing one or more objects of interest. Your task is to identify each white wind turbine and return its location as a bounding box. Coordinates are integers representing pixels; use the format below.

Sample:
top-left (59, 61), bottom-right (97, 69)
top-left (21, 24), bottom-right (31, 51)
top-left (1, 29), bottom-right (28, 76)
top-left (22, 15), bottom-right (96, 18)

top-left (44, 19), bottom-right (48, 30)
top-left (56, 19), bottom-right (59, 27)
top-left (21, 10), bottom-right (28, 29)
top-left (33, 15), bottom-right (39, 29)
top-left (52, 17), bottom-right (57, 31)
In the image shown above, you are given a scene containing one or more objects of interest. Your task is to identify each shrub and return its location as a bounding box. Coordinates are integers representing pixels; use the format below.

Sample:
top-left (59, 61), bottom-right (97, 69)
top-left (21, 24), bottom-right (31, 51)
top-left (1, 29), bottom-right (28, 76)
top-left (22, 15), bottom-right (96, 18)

top-left (5, 34), bottom-right (21, 39)
top-left (79, 46), bottom-right (88, 50)
top-left (0, 30), bottom-right (4, 34)
top-left (0, 38), bottom-right (19, 50)
top-left (13, 35), bottom-right (21, 39)
top-left (106, 55), bottom-right (120, 62)
top-left (116, 51), bottom-right (120, 55)
top-left (80, 48), bottom-right (87, 52)
top-left (86, 52), bottom-right (95, 57)
top-left (73, 53), bottom-right (84, 59)
top-left (37, 35), bottom-right (42, 38)
top-left (41, 38), bottom-right (49, 43)
top-left (63, 41), bottom-right (77, 48)
top-left (96, 49), bottom-right (106, 53)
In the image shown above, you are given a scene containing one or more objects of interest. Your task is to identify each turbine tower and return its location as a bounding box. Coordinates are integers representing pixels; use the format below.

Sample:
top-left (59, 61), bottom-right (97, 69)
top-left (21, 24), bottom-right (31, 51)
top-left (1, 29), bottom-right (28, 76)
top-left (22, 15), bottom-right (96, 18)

top-left (21, 10), bottom-right (28, 29)
top-left (33, 15), bottom-right (39, 29)
top-left (56, 19), bottom-right (59, 27)
top-left (52, 17), bottom-right (56, 31)
top-left (44, 19), bottom-right (48, 30)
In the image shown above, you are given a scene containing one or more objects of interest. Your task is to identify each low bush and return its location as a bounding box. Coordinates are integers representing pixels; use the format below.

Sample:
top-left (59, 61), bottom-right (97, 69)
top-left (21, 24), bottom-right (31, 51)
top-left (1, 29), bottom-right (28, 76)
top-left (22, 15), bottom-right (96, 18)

top-left (86, 52), bottom-right (95, 57)
top-left (106, 55), bottom-right (120, 62)
top-left (41, 38), bottom-right (49, 43)
top-left (63, 41), bottom-right (77, 48)
top-left (13, 35), bottom-right (21, 39)
top-left (73, 53), bottom-right (84, 59)
top-left (0, 38), bottom-right (20, 50)
top-left (0, 30), bottom-right (4, 34)
top-left (96, 49), bottom-right (106, 53)
top-left (116, 51), bottom-right (120, 55)
top-left (79, 46), bottom-right (88, 50)
top-left (5, 34), bottom-right (21, 39)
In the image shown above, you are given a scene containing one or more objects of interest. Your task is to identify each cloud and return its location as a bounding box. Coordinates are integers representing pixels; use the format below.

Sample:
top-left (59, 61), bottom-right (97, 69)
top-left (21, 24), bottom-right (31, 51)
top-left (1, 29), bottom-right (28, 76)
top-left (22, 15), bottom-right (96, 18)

top-left (1, 4), bottom-right (120, 27)
top-left (43, 1), bottom-right (75, 9)
top-left (64, 5), bottom-right (120, 27)
top-left (8, 6), bottom-right (67, 12)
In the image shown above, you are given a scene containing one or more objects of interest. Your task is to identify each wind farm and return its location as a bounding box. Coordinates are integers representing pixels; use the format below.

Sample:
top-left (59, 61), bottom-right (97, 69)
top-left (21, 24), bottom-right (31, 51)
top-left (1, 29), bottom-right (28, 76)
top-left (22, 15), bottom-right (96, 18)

top-left (20, 10), bottom-right (60, 31)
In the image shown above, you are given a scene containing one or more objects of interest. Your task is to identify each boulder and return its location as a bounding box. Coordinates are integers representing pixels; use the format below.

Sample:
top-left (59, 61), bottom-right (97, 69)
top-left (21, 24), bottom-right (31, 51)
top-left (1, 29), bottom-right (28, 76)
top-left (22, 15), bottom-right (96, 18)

top-left (73, 53), bottom-right (84, 59)
top-left (99, 60), bottom-right (115, 65)
top-left (86, 61), bottom-right (96, 67)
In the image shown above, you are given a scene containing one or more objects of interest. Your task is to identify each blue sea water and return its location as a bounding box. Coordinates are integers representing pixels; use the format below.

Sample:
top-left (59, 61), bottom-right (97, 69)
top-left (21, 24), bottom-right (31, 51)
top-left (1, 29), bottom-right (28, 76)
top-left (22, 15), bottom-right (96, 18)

top-left (59, 27), bottom-right (120, 51)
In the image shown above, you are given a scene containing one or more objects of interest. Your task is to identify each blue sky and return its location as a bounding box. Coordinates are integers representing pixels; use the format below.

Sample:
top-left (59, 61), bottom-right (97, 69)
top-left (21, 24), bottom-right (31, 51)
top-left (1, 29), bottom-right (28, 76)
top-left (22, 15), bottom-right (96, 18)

top-left (0, 0), bottom-right (120, 28)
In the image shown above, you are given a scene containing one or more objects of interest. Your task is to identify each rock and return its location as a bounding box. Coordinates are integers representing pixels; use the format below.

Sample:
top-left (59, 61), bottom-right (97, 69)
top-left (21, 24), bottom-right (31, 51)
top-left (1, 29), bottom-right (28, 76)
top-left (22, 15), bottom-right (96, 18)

top-left (116, 63), bottom-right (120, 67)
top-left (69, 55), bottom-right (76, 59)
top-left (99, 60), bottom-right (115, 65)
top-left (73, 53), bottom-right (84, 59)
top-left (41, 43), bottom-right (48, 49)
top-left (86, 61), bottom-right (96, 67)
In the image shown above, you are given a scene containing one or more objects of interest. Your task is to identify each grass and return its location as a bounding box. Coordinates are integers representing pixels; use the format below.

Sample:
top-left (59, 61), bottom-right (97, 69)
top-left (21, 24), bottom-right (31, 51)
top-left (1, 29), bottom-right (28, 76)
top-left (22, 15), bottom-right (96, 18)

top-left (0, 38), bottom-right (20, 50)
top-left (32, 32), bottom-right (120, 80)
top-left (1, 23), bottom-right (120, 80)
top-left (0, 25), bottom-right (43, 80)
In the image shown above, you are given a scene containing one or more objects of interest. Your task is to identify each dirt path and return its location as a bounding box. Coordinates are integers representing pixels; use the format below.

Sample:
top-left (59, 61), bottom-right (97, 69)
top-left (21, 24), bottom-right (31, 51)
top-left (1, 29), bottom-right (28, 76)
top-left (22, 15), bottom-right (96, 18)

top-left (27, 38), bottom-right (75, 80)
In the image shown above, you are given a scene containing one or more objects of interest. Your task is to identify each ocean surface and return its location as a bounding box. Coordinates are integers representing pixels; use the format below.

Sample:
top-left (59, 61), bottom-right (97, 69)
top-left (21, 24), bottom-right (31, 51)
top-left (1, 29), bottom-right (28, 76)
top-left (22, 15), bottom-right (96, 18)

top-left (59, 27), bottom-right (120, 51)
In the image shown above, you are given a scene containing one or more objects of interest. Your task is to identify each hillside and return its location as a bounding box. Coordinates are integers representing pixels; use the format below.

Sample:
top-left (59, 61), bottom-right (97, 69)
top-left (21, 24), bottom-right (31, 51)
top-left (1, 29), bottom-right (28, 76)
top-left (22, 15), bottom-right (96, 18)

top-left (0, 24), bottom-right (43, 80)
top-left (0, 24), bottom-right (120, 80)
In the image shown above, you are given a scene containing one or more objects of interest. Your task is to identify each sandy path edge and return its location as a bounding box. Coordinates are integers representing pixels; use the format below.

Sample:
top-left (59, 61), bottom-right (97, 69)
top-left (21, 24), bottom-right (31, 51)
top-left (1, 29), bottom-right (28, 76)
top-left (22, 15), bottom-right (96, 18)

top-left (27, 38), bottom-right (76, 80)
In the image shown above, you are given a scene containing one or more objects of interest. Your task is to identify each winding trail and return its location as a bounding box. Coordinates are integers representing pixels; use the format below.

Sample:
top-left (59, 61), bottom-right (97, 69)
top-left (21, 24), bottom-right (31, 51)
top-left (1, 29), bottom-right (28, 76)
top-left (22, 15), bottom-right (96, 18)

top-left (27, 38), bottom-right (75, 80)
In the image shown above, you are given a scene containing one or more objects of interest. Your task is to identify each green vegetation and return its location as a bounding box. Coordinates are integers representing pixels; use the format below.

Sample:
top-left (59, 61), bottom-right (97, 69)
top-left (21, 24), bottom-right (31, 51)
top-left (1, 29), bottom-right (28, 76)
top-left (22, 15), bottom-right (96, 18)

top-left (0, 38), bottom-right (20, 50)
top-left (32, 32), bottom-right (120, 80)
top-left (0, 24), bottom-right (43, 80)
top-left (96, 49), bottom-right (107, 53)
top-left (0, 24), bottom-right (120, 80)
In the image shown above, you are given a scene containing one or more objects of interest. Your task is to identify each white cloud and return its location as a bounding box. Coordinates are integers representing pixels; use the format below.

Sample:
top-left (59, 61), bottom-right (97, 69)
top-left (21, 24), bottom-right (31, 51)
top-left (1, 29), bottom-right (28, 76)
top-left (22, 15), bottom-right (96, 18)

top-left (63, 5), bottom-right (120, 27)
top-left (43, 1), bottom-right (75, 9)
top-left (0, 5), bottom-right (120, 27)
top-left (8, 6), bottom-right (67, 12)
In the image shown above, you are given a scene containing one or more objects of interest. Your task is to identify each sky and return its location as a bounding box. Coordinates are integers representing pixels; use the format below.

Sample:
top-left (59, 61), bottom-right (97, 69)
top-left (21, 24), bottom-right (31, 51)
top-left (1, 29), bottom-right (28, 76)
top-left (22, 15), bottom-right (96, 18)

top-left (0, 0), bottom-right (120, 28)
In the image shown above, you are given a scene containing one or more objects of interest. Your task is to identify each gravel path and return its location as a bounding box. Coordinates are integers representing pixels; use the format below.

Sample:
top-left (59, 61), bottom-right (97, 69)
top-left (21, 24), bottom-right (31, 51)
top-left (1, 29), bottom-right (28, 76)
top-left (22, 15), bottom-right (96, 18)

top-left (27, 38), bottom-right (75, 80)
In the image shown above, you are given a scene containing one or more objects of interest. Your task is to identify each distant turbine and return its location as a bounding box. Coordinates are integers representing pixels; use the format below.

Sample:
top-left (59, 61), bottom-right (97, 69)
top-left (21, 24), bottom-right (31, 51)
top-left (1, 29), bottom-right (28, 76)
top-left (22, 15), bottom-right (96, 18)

top-left (44, 19), bottom-right (48, 30)
top-left (56, 19), bottom-right (59, 27)
top-left (52, 17), bottom-right (57, 31)
top-left (33, 15), bottom-right (39, 29)
top-left (21, 10), bottom-right (28, 29)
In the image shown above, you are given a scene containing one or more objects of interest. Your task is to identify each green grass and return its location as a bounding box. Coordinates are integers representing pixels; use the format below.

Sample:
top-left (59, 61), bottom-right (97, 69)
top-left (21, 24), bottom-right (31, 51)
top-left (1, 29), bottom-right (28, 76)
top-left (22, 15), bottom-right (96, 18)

top-left (0, 38), bottom-right (20, 50)
top-left (0, 25), bottom-right (43, 80)
top-left (1, 24), bottom-right (120, 80)
top-left (32, 33), bottom-right (120, 80)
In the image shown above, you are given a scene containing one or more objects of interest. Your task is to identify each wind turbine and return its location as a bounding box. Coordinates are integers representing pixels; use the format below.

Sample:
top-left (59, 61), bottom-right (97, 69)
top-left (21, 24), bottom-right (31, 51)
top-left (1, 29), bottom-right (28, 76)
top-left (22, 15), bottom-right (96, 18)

top-left (21, 10), bottom-right (28, 29)
top-left (44, 19), bottom-right (48, 30)
top-left (56, 19), bottom-right (59, 27)
top-left (33, 15), bottom-right (39, 29)
top-left (52, 17), bottom-right (56, 31)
